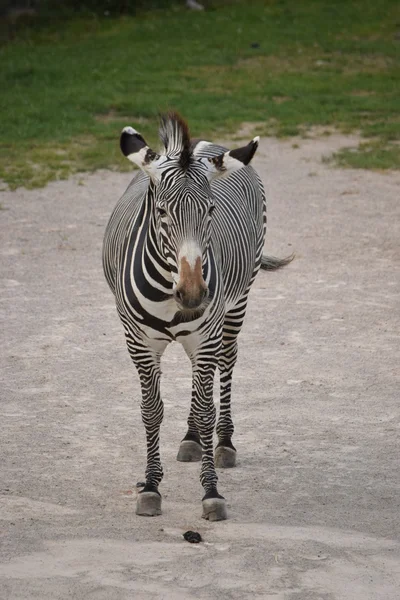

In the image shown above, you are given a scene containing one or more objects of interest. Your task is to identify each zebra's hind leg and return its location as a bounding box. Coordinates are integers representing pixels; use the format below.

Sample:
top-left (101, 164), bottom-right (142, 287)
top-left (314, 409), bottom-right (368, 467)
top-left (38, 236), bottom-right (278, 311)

top-left (216, 304), bottom-right (246, 468)
top-left (177, 407), bottom-right (202, 462)
top-left (129, 343), bottom-right (167, 517)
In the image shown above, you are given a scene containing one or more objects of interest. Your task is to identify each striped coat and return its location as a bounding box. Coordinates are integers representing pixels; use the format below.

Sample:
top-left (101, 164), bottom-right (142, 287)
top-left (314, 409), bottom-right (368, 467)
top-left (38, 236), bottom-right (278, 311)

top-left (103, 113), bottom-right (290, 520)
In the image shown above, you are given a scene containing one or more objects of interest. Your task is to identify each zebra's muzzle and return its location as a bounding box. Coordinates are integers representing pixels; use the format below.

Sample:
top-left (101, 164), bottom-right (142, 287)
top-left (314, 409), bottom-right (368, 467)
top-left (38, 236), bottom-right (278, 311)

top-left (174, 256), bottom-right (209, 310)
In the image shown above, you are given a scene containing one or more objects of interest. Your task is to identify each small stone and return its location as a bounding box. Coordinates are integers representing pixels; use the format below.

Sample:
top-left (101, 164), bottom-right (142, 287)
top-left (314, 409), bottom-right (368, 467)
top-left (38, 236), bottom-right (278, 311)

top-left (183, 530), bottom-right (202, 543)
top-left (186, 0), bottom-right (204, 10)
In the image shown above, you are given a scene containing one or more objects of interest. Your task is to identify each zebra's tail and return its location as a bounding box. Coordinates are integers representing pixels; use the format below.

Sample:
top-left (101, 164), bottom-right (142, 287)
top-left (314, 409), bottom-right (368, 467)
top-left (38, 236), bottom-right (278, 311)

top-left (260, 253), bottom-right (295, 271)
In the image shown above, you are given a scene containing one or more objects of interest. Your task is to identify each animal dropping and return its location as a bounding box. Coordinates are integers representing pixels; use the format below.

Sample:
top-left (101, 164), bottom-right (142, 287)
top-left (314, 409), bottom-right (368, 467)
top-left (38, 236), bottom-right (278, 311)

top-left (183, 531), bottom-right (202, 544)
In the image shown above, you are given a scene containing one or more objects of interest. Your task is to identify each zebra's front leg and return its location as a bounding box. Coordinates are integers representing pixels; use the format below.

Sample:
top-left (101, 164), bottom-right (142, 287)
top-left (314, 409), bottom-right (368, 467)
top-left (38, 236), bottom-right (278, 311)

top-left (133, 353), bottom-right (164, 517)
top-left (191, 365), bottom-right (228, 521)
top-left (216, 338), bottom-right (238, 468)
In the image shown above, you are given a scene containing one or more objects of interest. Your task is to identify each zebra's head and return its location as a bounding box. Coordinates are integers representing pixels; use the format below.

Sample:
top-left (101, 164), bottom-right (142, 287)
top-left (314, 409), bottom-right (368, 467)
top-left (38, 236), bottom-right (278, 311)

top-left (120, 112), bottom-right (259, 311)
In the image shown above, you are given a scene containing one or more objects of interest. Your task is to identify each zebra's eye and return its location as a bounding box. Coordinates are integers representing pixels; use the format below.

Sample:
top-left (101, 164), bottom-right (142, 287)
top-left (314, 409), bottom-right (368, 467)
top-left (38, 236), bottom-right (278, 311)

top-left (208, 205), bottom-right (215, 216)
top-left (157, 207), bottom-right (167, 218)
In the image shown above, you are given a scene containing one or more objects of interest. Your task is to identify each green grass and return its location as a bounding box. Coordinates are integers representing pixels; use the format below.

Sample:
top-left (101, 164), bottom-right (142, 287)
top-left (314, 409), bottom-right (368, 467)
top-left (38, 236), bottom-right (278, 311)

top-left (1, 0), bottom-right (399, 188)
top-left (327, 140), bottom-right (400, 170)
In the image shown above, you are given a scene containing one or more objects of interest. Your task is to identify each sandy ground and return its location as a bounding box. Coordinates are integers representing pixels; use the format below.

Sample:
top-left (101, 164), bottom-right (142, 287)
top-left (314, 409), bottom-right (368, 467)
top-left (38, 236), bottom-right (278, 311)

top-left (1, 134), bottom-right (400, 600)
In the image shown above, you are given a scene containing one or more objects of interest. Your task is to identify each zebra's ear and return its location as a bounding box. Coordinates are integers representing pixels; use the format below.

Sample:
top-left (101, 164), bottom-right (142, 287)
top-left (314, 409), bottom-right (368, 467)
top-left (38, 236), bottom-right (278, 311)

top-left (204, 137), bottom-right (260, 181)
top-left (120, 127), bottom-right (160, 181)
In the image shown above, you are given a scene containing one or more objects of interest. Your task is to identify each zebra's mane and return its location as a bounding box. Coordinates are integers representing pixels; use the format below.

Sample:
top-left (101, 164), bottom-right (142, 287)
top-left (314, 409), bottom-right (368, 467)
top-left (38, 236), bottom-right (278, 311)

top-left (159, 112), bottom-right (192, 170)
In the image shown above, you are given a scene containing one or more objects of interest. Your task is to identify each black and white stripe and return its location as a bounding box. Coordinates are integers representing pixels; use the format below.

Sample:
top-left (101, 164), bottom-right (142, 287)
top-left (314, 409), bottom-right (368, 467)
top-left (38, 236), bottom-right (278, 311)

top-left (103, 112), bottom-right (288, 518)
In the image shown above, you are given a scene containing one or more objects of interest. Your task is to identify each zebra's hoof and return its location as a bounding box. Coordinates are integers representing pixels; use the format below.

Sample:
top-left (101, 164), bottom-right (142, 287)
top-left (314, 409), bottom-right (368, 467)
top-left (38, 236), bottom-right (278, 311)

top-left (202, 498), bottom-right (228, 521)
top-left (215, 446), bottom-right (236, 468)
top-left (136, 491), bottom-right (162, 517)
top-left (177, 440), bottom-right (202, 462)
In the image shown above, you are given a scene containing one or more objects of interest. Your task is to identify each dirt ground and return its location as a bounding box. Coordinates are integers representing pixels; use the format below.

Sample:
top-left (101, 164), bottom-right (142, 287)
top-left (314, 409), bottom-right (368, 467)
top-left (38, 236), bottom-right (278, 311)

top-left (1, 134), bottom-right (399, 600)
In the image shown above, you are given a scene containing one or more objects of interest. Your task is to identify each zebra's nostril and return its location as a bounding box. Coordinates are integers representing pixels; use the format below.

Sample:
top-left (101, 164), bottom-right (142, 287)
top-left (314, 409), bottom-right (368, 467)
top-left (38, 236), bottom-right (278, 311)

top-left (174, 286), bottom-right (208, 309)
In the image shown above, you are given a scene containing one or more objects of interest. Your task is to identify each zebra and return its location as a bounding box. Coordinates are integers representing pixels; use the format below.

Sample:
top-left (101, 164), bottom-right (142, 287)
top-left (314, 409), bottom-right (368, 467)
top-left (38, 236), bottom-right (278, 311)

top-left (103, 112), bottom-right (292, 521)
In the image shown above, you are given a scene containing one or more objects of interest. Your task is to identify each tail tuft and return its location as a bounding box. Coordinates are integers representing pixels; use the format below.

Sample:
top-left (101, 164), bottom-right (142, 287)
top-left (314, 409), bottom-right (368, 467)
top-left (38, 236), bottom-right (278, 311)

top-left (260, 253), bottom-right (295, 271)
